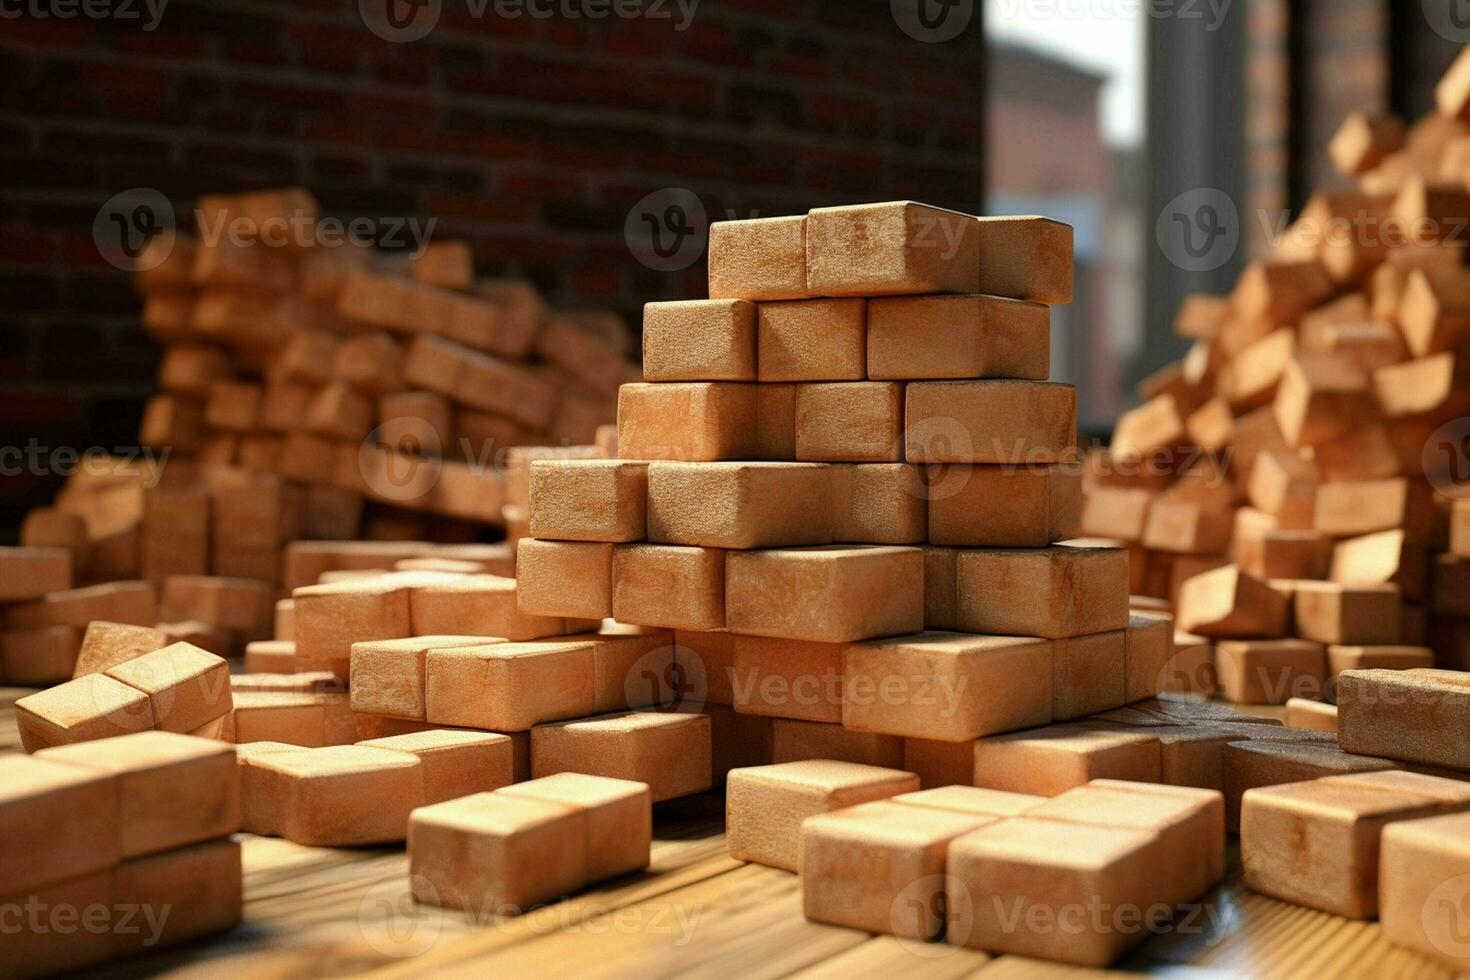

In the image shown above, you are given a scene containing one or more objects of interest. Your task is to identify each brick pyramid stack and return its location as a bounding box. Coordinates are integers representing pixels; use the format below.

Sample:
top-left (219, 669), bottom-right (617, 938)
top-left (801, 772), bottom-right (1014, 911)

top-left (1082, 48), bottom-right (1470, 725)
top-left (511, 200), bottom-right (1194, 776)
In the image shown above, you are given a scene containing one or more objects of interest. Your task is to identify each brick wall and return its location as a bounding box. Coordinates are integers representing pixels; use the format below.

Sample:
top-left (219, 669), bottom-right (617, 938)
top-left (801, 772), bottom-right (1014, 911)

top-left (0, 0), bottom-right (988, 537)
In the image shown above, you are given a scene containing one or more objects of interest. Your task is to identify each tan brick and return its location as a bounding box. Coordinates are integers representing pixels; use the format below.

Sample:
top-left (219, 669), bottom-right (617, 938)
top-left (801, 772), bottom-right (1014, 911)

top-left (828, 463), bottom-right (927, 543)
top-left (531, 711), bottom-right (711, 803)
top-left (730, 634), bottom-right (844, 723)
top-left (1079, 486), bottom-right (1152, 542)
top-left (71, 620), bottom-right (167, 678)
top-left (425, 640), bottom-right (595, 731)
top-left (360, 729), bottom-right (515, 804)
top-left (1380, 810), bottom-right (1470, 968)
top-left (350, 635), bottom-right (492, 721)
top-left (867, 293), bottom-right (1049, 380)
top-left (515, 540), bottom-right (613, 620)
top-left (642, 299), bottom-right (758, 381)
top-left (0, 547), bottom-right (71, 603)
top-left (410, 574), bottom-right (565, 641)
top-left (974, 214), bottom-right (1073, 302)
top-left (802, 800), bottom-right (993, 939)
top-left (160, 575), bottom-right (273, 633)
top-left (1052, 630), bottom-right (1127, 720)
top-left (1238, 529), bottom-right (1333, 581)
top-left (707, 214), bottom-right (810, 301)
top-left (757, 298), bottom-right (866, 381)
top-left (16, 673), bottom-right (154, 751)
top-left (0, 870), bottom-right (114, 974)
top-left (844, 632), bottom-right (1052, 741)
top-left (1142, 500), bottom-right (1233, 555)
top-left (498, 772), bottom-right (651, 882)
top-left (0, 625), bottom-right (81, 685)
top-left (294, 578), bottom-right (413, 679)
top-left (112, 838), bottom-right (242, 954)
top-left (955, 546), bottom-right (1128, 639)
top-left (1124, 612), bottom-right (1175, 702)
top-left (770, 719), bottom-right (904, 768)
top-left (612, 544), bottom-right (726, 631)
top-left (252, 746), bottom-right (423, 845)
top-left (231, 690), bottom-right (356, 747)
top-left (970, 725), bottom-right (1161, 796)
top-left (528, 460), bottom-right (648, 543)
top-left (1294, 581), bottom-right (1403, 645)
top-left (0, 754), bottom-right (120, 895)
top-left (806, 201), bottom-right (979, 297)
top-left (927, 464), bottom-right (1080, 547)
top-left (1175, 565), bottom-right (1288, 639)
top-left (647, 461), bottom-right (833, 549)
top-left (1222, 740), bottom-right (1397, 832)
top-left (725, 759), bottom-right (918, 871)
top-left (617, 382), bottom-right (758, 461)
top-left (1285, 697), bottom-right (1337, 733)
top-left (906, 380), bottom-right (1075, 464)
top-left (409, 792), bottom-right (586, 912)
top-left (1329, 112), bottom-right (1405, 175)
top-left (105, 642), bottom-right (233, 733)
top-left (1215, 639), bottom-right (1327, 704)
top-left (726, 545), bottom-right (923, 643)
top-left (795, 382), bottom-right (904, 462)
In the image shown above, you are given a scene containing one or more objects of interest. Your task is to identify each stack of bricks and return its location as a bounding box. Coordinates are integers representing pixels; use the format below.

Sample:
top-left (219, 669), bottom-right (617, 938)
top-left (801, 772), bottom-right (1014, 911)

top-left (2, 731), bottom-right (242, 974)
top-left (1081, 49), bottom-right (1470, 727)
top-left (511, 200), bottom-right (1204, 786)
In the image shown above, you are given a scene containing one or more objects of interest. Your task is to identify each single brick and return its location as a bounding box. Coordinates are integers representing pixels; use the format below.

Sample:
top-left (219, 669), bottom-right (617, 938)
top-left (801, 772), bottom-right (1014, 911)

top-left (15, 674), bottom-right (154, 752)
top-left (954, 546), bottom-right (1128, 639)
top-left (360, 730), bottom-right (515, 804)
top-left (927, 464), bottom-right (1080, 547)
top-left (499, 772), bottom-right (652, 883)
top-left (251, 746), bottom-right (424, 845)
top-left (770, 719), bottom-right (904, 768)
top-left (707, 215), bottom-right (810, 301)
top-left (1176, 565), bottom-right (1289, 639)
top-left (905, 381), bottom-right (1076, 464)
top-left (757, 298), bottom-right (867, 381)
top-left (71, 620), bottom-right (168, 678)
top-left (1294, 581), bottom-right (1404, 645)
top-left (867, 293), bottom-right (1049, 380)
top-left (1215, 639), bottom-right (1327, 704)
top-left (971, 725), bottom-right (1161, 796)
top-left (646, 462), bottom-right (833, 549)
top-left (828, 464), bottom-right (927, 544)
top-left (731, 634), bottom-right (846, 724)
top-left (974, 215), bottom-right (1074, 303)
top-left (425, 640), bottom-right (596, 731)
top-left (531, 711), bottom-right (711, 803)
top-left (612, 544), bottom-right (726, 631)
top-left (1052, 630), bottom-right (1128, 721)
top-left (528, 460), bottom-right (649, 543)
top-left (725, 545), bottom-right (923, 643)
top-left (642, 299), bottom-right (758, 381)
top-left (515, 540), bottom-right (614, 620)
top-left (725, 759), bottom-right (918, 871)
top-left (617, 382), bottom-right (759, 461)
top-left (795, 382), bottom-right (904, 462)
top-left (805, 201), bottom-right (980, 297)
top-left (351, 635), bottom-right (497, 721)
top-left (0, 754), bottom-right (120, 895)
top-left (1380, 810), bottom-right (1470, 969)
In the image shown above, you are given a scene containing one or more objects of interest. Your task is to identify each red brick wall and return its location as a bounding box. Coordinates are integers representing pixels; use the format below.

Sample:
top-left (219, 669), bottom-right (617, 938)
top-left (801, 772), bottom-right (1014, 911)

top-left (0, 0), bottom-right (987, 537)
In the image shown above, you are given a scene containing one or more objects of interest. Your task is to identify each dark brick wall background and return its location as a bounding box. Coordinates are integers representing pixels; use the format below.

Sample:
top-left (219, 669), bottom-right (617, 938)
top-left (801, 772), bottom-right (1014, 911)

top-left (0, 0), bottom-right (988, 538)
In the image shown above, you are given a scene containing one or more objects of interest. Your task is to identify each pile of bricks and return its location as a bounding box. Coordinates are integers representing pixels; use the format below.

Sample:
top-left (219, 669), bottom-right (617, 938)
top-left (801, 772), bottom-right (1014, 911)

top-left (1081, 49), bottom-right (1470, 732)
top-left (2, 731), bottom-right (241, 974)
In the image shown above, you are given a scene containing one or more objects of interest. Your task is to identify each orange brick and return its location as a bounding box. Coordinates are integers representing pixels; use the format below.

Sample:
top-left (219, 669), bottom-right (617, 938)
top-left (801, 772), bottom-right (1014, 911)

top-left (647, 461), bottom-right (833, 549)
top-left (794, 382), bottom-right (904, 462)
top-left (617, 382), bottom-right (759, 461)
top-left (730, 634), bottom-right (844, 723)
top-left (642, 299), bottom-right (758, 381)
top-left (726, 545), bottom-right (923, 643)
top-left (498, 772), bottom-right (651, 883)
top-left (349, 635), bottom-right (492, 721)
top-left (906, 380), bottom-right (1076, 464)
top-left (251, 745), bottom-right (423, 845)
top-left (725, 759), bottom-right (918, 871)
top-left (425, 640), bottom-right (595, 731)
top-left (927, 464), bottom-right (1080, 547)
top-left (611, 544), bottom-right (726, 631)
top-left (974, 215), bottom-right (1074, 302)
top-left (1215, 639), bottom-right (1327, 704)
top-left (802, 800), bottom-right (993, 939)
top-left (1175, 565), bottom-right (1289, 639)
top-left (112, 837), bottom-right (242, 954)
top-left (0, 754), bottom-right (120, 895)
top-left (0, 547), bottom-right (71, 603)
top-left (1222, 740), bottom-right (1396, 832)
top-left (806, 201), bottom-right (979, 297)
top-left (1295, 581), bottom-right (1403, 645)
top-left (955, 546), bottom-right (1128, 639)
top-left (1285, 697), bottom-right (1337, 732)
top-left (828, 463), bottom-right (926, 544)
top-left (528, 460), bottom-right (648, 542)
top-left (1052, 630), bottom-right (1128, 720)
top-left (37, 731), bottom-right (237, 857)
top-left (409, 792), bottom-right (585, 912)
top-left (707, 214), bottom-right (809, 300)
top-left (970, 725), bottom-right (1161, 796)
top-left (757, 298), bottom-right (866, 381)
top-left (0, 625), bottom-right (81, 685)
top-left (1329, 112), bottom-right (1405, 175)
top-left (105, 642), bottom-right (233, 733)
top-left (531, 710), bottom-right (711, 802)
top-left (71, 620), bottom-right (167, 678)
top-left (844, 632), bottom-right (1052, 741)
top-left (867, 293), bottom-right (1049, 380)
top-left (1125, 612), bottom-right (1175, 702)
top-left (294, 578), bottom-right (414, 679)
top-left (1380, 810), bottom-right (1470, 968)
top-left (15, 673), bottom-right (154, 751)
top-left (360, 729), bottom-right (515, 804)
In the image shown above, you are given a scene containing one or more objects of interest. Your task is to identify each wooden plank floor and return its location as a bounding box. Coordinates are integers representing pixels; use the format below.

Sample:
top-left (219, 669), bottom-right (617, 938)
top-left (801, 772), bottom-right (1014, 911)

top-left (2, 688), bottom-right (1461, 980)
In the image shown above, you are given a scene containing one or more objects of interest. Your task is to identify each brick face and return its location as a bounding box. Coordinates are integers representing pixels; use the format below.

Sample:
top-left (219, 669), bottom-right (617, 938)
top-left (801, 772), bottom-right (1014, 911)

top-left (0, 0), bottom-right (987, 538)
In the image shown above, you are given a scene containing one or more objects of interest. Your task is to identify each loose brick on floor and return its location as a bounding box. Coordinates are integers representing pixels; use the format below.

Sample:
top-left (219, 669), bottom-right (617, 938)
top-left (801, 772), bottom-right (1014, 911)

top-left (105, 642), bottom-right (233, 734)
top-left (499, 773), bottom-right (652, 883)
top-left (843, 632), bottom-right (1052, 741)
top-left (1221, 740), bottom-right (1398, 832)
top-left (36, 731), bottom-right (237, 858)
top-left (725, 759), bottom-right (919, 871)
top-left (1243, 770), bottom-right (1470, 918)
top-left (971, 725), bottom-right (1162, 796)
top-left (726, 545), bottom-right (923, 643)
top-left (247, 746), bottom-right (423, 845)
top-left (360, 730), bottom-right (515, 804)
top-left (0, 754), bottom-right (120, 895)
top-left (531, 711), bottom-right (711, 803)
top-left (409, 791), bottom-right (586, 913)
top-left (802, 800), bottom-right (995, 939)
top-left (16, 673), bottom-right (155, 751)
top-left (112, 838), bottom-right (243, 955)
